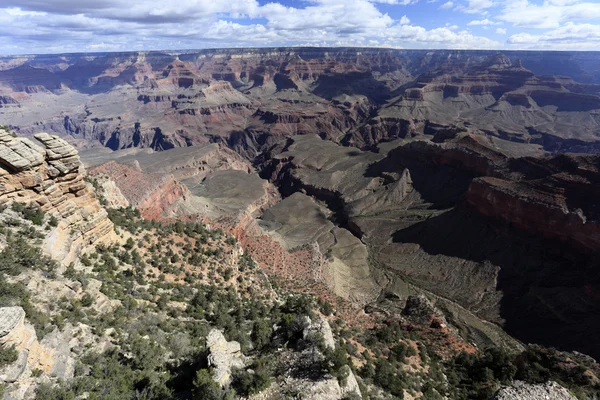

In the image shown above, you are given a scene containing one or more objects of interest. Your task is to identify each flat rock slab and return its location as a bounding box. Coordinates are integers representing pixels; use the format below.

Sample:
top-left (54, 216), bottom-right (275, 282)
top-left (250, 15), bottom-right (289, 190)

top-left (0, 131), bottom-right (45, 172)
top-left (0, 307), bottom-right (25, 338)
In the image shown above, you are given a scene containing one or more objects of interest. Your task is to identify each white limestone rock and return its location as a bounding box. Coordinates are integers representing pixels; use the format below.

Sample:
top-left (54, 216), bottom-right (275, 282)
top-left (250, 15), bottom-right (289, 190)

top-left (495, 381), bottom-right (577, 400)
top-left (0, 130), bottom-right (45, 172)
top-left (206, 329), bottom-right (245, 387)
top-left (303, 316), bottom-right (335, 350)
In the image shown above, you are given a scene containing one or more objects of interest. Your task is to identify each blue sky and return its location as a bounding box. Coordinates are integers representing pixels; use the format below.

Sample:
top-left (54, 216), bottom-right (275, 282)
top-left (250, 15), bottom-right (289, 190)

top-left (0, 0), bottom-right (598, 54)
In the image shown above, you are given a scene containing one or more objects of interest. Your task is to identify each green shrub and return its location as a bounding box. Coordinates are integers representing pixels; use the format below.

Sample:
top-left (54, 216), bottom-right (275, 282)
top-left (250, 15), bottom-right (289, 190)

top-left (0, 345), bottom-right (18, 368)
top-left (193, 369), bottom-right (222, 400)
top-left (80, 293), bottom-right (93, 307)
top-left (0, 233), bottom-right (57, 275)
top-left (318, 299), bottom-right (334, 316)
top-left (10, 202), bottom-right (25, 213)
top-left (251, 319), bottom-right (272, 350)
top-left (233, 359), bottom-right (272, 396)
top-left (47, 215), bottom-right (59, 227)
top-left (22, 206), bottom-right (45, 226)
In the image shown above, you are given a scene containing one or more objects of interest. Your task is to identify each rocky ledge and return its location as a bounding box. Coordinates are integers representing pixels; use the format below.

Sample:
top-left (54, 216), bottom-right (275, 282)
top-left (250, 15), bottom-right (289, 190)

top-left (465, 153), bottom-right (600, 253)
top-left (206, 329), bottom-right (246, 387)
top-left (0, 128), bottom-right (115, 263)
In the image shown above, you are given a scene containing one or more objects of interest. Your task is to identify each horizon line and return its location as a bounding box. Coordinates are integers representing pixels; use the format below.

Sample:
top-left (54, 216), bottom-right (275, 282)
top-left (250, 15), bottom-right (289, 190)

top-left (2, 45), bottom-right (600, 58)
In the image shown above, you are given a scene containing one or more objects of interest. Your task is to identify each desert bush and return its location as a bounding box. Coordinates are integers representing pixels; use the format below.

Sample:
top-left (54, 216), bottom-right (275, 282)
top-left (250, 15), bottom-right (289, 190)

top-left (0, 345), bottom-right (18, 368)
top-left (233, 358), bottom-right (272, 396)
top-left (22, 205), bottom-right (45, 225)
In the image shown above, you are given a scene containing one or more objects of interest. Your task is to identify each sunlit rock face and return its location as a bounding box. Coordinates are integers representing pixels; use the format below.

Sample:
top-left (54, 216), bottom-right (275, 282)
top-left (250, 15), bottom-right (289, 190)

top-left (0, 128), bottom-right (115, 264)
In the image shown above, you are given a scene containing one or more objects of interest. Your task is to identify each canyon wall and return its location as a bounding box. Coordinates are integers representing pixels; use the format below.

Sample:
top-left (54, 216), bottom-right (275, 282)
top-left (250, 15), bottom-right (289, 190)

top-left (0, 128), bottom-right (115, 264)
top-left (1, 49), bottom-right (599, 156)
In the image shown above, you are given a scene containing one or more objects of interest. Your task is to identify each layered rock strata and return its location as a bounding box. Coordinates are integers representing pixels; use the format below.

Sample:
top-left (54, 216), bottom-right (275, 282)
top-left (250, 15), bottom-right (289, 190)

top-left (2, 49), bottom-right (599, 155)
top-left (88, 161), bottom-right (189, 220)
top-left (465, 156), bottom-right (600, 253)
top-left (0, 128), bottom-right (115, 263)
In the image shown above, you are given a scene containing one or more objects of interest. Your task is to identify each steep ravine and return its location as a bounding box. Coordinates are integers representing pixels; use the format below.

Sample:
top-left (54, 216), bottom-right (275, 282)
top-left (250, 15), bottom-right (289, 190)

top-left (257, 133), bottom-right (600, 359)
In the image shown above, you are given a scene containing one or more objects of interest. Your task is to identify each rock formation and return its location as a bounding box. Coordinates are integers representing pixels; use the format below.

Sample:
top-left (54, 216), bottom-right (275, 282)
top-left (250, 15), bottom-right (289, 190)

top-left (465, 154), bottom-right (600, 253)
top-left (0, 128), bottom-right (115, 264)
top-left (495, 381), bottom-right (577, 400)
top-left (85, 142), bottom-right (265, 219)
top-left (1, 49), bottom-right (599, 155)
top-left (278, 316), bottom-right (362, 400)
top-left (303, 316), bottom-right (336, 350)
top-left (89, 161), bottom-right (189, 219)
top-left (278, 366), bottom-right (361, 400)
top-left (206, 329), bottom-right (245, 387)
top-left (0, 307), bottom-right (73, 398)
top-left (91, 173), bottom-right (130, 208)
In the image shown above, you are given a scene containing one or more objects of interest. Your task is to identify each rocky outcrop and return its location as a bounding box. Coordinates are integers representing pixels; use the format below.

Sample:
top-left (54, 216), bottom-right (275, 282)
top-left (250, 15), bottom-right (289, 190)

top-left (0, 307), bottom-right (73, 399)
top-left (88, 161), bottom-right (189, 220)
top-left (0, 128), bottom-right (115, 264)
top-left (206, 329), bottom-right (245, 387)
top-left (278, 316), bottom-right (361, 400)
top-left (92, 173), bottom-right (130, 208)
top-left (495, 381), bottom-right (576, 400)
top-left (0, 132), bottom-right (45, 171)
top-left (303, 317), bottom-right (335, 350)
top-left (466, 176), bottom-right (600, 252)
top-left (465, 153), bottom-right (600, 253)
top-left (402, 295), bottom-right (448, 329)
top-left (279, 366), bottom-right (361, 400)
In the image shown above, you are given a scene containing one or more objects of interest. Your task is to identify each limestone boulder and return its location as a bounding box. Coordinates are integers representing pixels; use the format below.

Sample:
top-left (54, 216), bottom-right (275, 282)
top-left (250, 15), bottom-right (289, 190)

top-left (281, 366), bottom-right (362, 400)
top-left (0, 307), bottom-right (75, 399)
top-left (206, 329), bottom-right (245, 387)
top-left (495, 381), bottom-right (577, 400)
top-left (303, 316), bottom-right (335, 350)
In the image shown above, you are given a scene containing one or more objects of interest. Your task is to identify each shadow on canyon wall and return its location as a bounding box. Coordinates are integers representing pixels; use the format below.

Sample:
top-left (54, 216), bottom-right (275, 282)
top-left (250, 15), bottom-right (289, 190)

top-left (391, 206), bottom-right (600, 359)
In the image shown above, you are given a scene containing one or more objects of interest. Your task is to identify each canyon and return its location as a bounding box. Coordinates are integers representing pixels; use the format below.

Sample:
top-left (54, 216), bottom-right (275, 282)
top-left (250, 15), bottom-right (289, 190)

top-left (0, 49), bottom-right (599, 156)
top-left (1, 48), bottom-right (600, 398)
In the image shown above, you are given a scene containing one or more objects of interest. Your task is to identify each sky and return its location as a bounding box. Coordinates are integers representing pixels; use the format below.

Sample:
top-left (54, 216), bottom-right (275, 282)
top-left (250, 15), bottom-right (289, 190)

top-left (0, 0), bottom-right (599, 54)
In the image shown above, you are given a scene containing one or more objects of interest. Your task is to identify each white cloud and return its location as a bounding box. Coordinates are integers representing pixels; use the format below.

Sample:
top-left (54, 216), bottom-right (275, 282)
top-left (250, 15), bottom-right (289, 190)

top-left (546, 0), bottom-right (581, 5)
top-left (0, 0), bottom-right (598, 53)
top-left (467, 18), bottom-right (501, 25)
top-left (462, 0), bottom-right (495, 14)
top-left (0, 0), bottom-right (503, 54)
top-left (383, 24), bottom-right (500, 48)
top-left (370, 0), bottom-right (420, 4)
top-left (507, 21), bottom-right (600, 49)
top-left (498, 0), bottom-right (600, 29)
